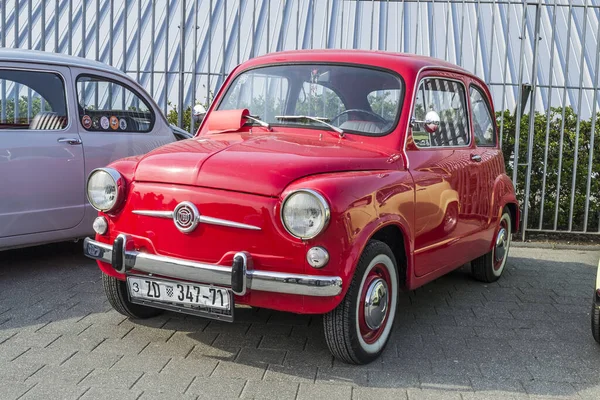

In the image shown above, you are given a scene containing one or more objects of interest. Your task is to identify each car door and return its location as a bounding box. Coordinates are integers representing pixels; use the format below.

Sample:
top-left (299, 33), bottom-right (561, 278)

top-left (69, 69), bottom-right (175, 188)
top-left (0, 63), bottom-right (85, 238)
top-left (405, 74), bottom-right (482, 277)
top-left (468, 83), bottom-right (502, 228)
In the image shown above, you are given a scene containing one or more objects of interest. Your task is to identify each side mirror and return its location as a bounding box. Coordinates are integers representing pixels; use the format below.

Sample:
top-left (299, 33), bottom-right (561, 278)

top-left (411, 110), bottom-right (440, 134)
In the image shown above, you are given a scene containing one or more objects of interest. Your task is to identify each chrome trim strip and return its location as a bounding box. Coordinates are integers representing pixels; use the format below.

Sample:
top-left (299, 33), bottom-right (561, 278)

top-left (133, 210), bottom-right (173, 218)
top-left (83, 237), bottom-right (342, 297)
top-left (133, 209), bottom-right (261, 231)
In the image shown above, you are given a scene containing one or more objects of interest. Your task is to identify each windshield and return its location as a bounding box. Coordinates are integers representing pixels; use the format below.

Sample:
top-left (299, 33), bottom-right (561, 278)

top-left (217, 64), bottom-right (404, 136)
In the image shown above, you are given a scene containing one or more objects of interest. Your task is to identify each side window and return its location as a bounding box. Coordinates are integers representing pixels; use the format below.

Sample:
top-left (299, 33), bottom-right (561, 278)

top-left (412, 78), bottom-right (470, 148)
top-left (295, 82), bottom-right (345, 120)
top-left (76, 76), bottom-right (154, 133)
top-left (0, 69), bottom-right (68, 131)
top-left (470, 86), bottom-right (496, 146)
top-left (367, 89), bottom-right (401, 121)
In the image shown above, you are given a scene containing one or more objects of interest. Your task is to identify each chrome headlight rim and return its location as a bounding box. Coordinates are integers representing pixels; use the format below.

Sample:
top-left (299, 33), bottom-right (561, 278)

top-left (86, 167), bottom-right (126, 213)
top-left (280, 188), bottom-right (331, 240)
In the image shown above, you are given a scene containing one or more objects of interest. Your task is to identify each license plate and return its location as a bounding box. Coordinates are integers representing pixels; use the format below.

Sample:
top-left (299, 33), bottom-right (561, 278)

top-left (126, 276), bottom-right (233, 321)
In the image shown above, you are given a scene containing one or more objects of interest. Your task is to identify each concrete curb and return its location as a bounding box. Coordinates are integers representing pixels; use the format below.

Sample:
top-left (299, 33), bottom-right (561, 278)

top-left (512, 241), bottom-right (600, 251)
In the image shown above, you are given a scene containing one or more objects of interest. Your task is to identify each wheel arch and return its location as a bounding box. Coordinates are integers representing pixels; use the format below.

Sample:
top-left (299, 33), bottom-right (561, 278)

top-left (364, 222), bottom-right (411, 290)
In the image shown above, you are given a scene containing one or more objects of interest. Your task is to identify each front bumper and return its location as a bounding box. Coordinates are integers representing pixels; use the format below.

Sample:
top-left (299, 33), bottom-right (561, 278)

top-left (83, 235), bottom-right (342, 297)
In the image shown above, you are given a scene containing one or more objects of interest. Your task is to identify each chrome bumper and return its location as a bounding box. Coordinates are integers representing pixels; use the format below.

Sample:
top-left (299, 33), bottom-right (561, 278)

top-left (83, 235), bottom-right (342, 297)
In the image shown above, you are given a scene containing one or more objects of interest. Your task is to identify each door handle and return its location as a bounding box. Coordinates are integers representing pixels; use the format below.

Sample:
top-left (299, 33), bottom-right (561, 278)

top-left (471, 154), bottom-right (482, 162)
top-left (57, 137), bottom-right (82, 145)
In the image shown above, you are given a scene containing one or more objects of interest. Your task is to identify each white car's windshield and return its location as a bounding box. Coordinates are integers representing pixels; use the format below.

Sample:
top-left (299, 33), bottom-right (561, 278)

top-left (217, 64), bottom-right (404, 137)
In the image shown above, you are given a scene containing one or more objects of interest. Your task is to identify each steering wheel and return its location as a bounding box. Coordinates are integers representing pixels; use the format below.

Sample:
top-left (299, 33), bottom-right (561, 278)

top-left (330, 109), bottom-right (388, 126)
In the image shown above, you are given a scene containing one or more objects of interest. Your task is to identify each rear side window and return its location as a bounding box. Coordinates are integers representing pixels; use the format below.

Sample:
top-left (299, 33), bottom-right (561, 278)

top-left (0, 69), bottom-right (68, 131)
top-left (470, 86), bottom-right (496, 146)
top-left (76, 75), bottom-right (154, 133)
top-left (412, 78), bottom-right (470, 148)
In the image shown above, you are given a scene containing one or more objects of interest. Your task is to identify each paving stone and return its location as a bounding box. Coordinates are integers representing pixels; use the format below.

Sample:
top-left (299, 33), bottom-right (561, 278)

top-left (259, 334), bottom-right (306, 351)
top-left (522, 380), bottom-right (578, 398)
top-left (430, 360), bottom-right (482, 377)
top-left (20, 382), bottom-right (88, 400)
top-left (0, 361), bottom-right (44, 382)
top-left (12, 346), bottom-right (78, 366)
top-left (407, 388), bottom-right (462, 400)
top-left (80, 387), bottom-right (143, 400)
top-left (367, 370), bottom-right (420, 388)
top-left (0, 381), bottom-right (36, 400)
top-left (139, 340), bottom-right (195, 358)
top-left (110, 353), bottom-right (172, 373)
top-left (211, 360), bottom-right (267, 380)
top-left (316, 367), bottom-right (369, 386)
top-left (61, 351), bottom-right (122, 370)
top-left (418, 374), bottom-right (473, 391)
top-left (139, 391), bottom-right (199, 400)
top-left (185, 377), bottom-right (246, 399)
top-left (264, 364), bottom-right (317, 383)
top-left (160, 356), bottom-right (219, 378)
top-left (212, 331), bottom-right (262, 348)
top-left (235, 347), bottom-right (286, 365)
top-left (26, 364), bottom-right (93, 385)
top-left (79, 368), bottom-right (143, 389)
top-left (91, 337), bottom-right (151, 356)
top-left (241, 380), bottom-right (299, 399)
top-left (133, 371), bottom-right (195, 393)
top-left (283, 350), bottom-right (333, 368)
top-left (352, 387), bottom-right (408, 400)
top-left (297, 383), bottom-right (353, 400)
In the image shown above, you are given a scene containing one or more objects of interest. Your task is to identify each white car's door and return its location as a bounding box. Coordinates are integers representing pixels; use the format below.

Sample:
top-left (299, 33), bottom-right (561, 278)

top-left (0, 63), bottom-right (85, 238)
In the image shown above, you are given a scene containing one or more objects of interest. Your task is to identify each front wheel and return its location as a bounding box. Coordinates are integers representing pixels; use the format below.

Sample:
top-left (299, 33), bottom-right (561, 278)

top-left (323, 240), bottom-right (398, 365)
top-left (471, 208), bottom-right (512, 283)
top-left (102, 274), bottom-right (163, 319)
top-left (591, 301), bottom-right (600, 344)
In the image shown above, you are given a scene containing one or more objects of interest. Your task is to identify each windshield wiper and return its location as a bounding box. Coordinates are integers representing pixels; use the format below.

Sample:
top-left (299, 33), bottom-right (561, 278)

top-left (275, 115), bottom-right (345, 138)
top-left (244, 114), bottom-right (271, 131)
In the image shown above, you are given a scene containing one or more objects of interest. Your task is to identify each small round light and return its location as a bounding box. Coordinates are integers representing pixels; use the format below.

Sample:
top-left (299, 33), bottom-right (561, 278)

top-left (86, 168), bottom-right (125, 212)
top-left (306, 247), bottom-right (329, 268)
top-left (281, 189), bottom-right (330, 239)
top-left (93, 216), bottom-right (108, 235)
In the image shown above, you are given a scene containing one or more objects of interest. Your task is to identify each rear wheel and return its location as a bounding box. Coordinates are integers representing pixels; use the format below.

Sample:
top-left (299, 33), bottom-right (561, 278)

top-left (323, 240), bottom-right (398, 364)
top-left (102, 274), bottom-right (163, 319)
top-left (471, 208), bottom-right (512, 283)
top-left (591, 301), bottom-right (600, 344)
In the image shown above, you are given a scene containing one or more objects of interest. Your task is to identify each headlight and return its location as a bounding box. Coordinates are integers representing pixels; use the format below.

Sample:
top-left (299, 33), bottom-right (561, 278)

top-left (281, 189), bottom-right (330, 239)
top-left (86, 168), bottom-right (126, 212)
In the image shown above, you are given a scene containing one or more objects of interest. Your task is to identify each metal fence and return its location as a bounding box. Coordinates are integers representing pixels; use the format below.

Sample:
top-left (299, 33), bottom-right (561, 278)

top-left (1, 0), bottom-right (600, 239)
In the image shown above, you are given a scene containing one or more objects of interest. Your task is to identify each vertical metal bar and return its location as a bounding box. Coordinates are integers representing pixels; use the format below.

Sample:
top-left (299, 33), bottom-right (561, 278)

top-left (498, 2), bottom-right (511, 147)
top-left (1, 1), bottom-right (5, 123)
top-left (370, 0), bottom-right (374, 50)
top-left (223, 0), bottom-right (227, 78)
top-left (384, 0), bottom-right (389, 50)
top-left (487, 0), bottom-right (496, 81)
top-left (583, 15), bottom-right (600, 231)
top-left (55, 0), bottom-right (59, 52)
top-left (178, 0), bottom-right (185, 127)
top-left (511, 4), bottom-right (528, 188)
top-left (459, 0), bottom-right (466, 65)
top-left (208, 0), bottom-right (212, 106)
top-left (539, 0), bottom-right (558, 230)
top-left (326, 0), bottom-right (330, 48)
top-left (311, 0), bottom-right (314, 49)
top-left (95, 0), bottom-right (100, 60)
top-left (15, 0), bottom-right (19, 48)
top-left (68, 0), bottom-right (72, 54)
top-left (109, 0), bottom-right (114, 66)
top-left (237, 0), bottom-right (241, 63)
top-left (474, 0), bottom-right (481, 75)
top-left (137, 0), bottom-right (141, 83)
top-left (123, 0), bottom-right (127, 72)
top-left (400, 0), bottom-right (404, 52)
top-left (266, 0), bottom-right (270, 52)
top-left (415, 0), bottom-right (420, 53)
top-left (81, 0), bottom-right (86, 57)
top-left (164, 0), bottom-right (169, 114)
top-left (27, 0), bottom-right (32, 49)
top-left (444, 0), bottom-right (451, 60)
top-left (521, 3), bottom-right (542, 241)
top-left (554, 2), bottom-right (574, 230)
top-left (568, 1), bottom-right (589, 231)
top-left (340, 0), bottom-right (344, 48)
top-left (150, 0), bottom-right (155, 97)
top-left (191, 0), bottom-right (198, 135)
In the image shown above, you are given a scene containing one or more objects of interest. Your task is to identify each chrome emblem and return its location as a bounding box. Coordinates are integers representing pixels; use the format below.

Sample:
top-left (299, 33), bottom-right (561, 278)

top-left (173, 201), bottom-right (200, 233)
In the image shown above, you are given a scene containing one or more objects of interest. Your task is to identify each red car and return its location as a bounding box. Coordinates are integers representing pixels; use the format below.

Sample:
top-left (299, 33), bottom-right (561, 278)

top-left (83, 50), bottom-right (519, 364)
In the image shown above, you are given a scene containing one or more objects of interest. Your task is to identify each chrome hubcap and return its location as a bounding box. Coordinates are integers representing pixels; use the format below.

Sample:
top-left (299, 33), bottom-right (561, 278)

top-left (495, 227), bottom-right (507, 263)
top-left (363, 278), bottom-right (388, 330)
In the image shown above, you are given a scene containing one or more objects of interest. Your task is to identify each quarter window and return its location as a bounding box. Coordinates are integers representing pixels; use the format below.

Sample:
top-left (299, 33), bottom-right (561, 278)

top-left (470, 86), bottom-right (496, 146)
top-left (76, 76), bottom-right (154, 132)
top-left (412, 78), bottom-right (470, 148)
top-left (0, 70), bottom-right (68, 130)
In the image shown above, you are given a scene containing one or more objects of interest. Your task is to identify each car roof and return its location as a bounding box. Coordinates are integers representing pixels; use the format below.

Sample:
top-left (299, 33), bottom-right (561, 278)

top-left (238, 49), bottom-right (475, 79)
top-left (0, 48), bottom-right (127, 77)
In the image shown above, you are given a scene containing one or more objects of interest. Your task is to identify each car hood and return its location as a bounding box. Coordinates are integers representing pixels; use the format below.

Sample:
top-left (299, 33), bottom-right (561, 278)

top-left (133, 132), bottom-right (402, 196)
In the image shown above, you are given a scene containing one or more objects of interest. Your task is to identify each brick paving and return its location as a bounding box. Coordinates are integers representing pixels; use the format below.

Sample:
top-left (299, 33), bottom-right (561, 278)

top-left (0, 242), bottom-right (599, 399)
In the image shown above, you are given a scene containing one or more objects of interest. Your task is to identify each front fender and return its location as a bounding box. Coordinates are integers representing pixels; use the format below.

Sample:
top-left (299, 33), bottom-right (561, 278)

top-left (282, 169), bottom-right (415, 312)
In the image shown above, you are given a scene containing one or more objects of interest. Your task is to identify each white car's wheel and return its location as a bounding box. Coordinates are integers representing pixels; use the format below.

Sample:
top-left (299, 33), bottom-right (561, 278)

top-left (323, 240), bottom-right (398, 364)
top-left (472, 208), bottom-right (512, 283)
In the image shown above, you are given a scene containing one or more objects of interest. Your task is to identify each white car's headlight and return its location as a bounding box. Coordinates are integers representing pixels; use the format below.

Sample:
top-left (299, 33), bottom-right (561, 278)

top-left (281, 189), bottom-right (330, 239)
top-left (86, 168), bottom-right (126, 212)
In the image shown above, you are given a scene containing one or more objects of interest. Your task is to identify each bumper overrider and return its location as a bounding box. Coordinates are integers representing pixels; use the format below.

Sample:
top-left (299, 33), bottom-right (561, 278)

top-left (83, 235), bottom-right (343, 297)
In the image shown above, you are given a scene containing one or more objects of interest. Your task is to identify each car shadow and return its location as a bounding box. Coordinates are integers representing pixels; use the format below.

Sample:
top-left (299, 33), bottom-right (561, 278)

top-left (1, 243), bottom-right (599, 398)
